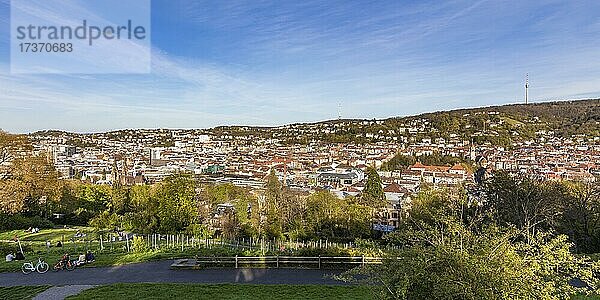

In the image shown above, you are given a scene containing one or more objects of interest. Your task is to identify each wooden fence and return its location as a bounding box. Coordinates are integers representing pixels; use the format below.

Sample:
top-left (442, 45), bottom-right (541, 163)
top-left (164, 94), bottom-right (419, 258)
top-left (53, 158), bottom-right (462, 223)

top-left (182, 256), bottom-right (384, 269)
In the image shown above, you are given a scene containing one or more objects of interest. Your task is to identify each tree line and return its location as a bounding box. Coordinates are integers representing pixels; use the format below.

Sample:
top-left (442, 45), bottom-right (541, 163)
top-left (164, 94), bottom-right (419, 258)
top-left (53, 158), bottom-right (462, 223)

top-left (1, 168), bottom-right (376, 242)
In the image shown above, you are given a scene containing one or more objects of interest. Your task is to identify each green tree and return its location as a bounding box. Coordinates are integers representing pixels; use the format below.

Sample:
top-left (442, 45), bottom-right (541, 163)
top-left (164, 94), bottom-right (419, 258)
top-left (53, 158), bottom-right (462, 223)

top-left (155, 174), bottom-right (197, 233)
top-left (343, 197), bottom-right (372, 239)
top-left (0, 131), bottom-right (31, 179)
top-left (109, 186), bottom-right (130, 215)
top-left (340, 187), bottom-right (600, 299)
top-left (482, 171), bottom-right (566, 242)
top-left (128, 184), bottom-right (159, 233)
top-left (362, 167), bottom-right (385, 207)
top-left (305, 192), bottom-right (371, 241)
top-left (418, 152), bottom-right (466, 167)
top-left (557, 181), bottom-right (600, 253)
top-left (306, 191), bottom-right (343, 239)
top-left (263, 170), bottom-right (284, 238)
top-left (77, 184), bottom-right (111, 217)
top-left (0, 155), bottom-right (60, 215)
top-left (380, 154), bottom-right (416, 171)
top-left (89, 210), bottom-right (120, 230)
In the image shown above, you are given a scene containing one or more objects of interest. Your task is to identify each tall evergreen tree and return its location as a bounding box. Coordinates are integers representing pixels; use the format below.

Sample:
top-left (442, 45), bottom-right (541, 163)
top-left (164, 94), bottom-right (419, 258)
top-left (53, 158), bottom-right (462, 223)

top-left (362, 167), bottom-right (385, 207)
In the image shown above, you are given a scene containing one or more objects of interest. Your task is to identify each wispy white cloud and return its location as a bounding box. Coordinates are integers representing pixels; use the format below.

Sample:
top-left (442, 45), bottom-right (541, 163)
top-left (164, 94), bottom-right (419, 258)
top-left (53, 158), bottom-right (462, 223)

top-left (9, 0), bottom-right (150, 73)
top-left (1, 0), bottom-right (600, 132)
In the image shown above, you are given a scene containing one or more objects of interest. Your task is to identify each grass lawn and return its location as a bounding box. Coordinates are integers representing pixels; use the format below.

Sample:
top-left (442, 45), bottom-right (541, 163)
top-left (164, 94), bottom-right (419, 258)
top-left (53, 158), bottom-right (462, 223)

top-left (0, 286), bottom-right (51, 300)
top-left (1, 227), bottom-right (345, 273)
top-left (67, 283), bottom-right (374, 300)
top-left (0, 249), bottom-right (199, 273)
top-left (0, 227), bottom-right (96, 242)
top-left (0, 227), bottom-right (190, 273)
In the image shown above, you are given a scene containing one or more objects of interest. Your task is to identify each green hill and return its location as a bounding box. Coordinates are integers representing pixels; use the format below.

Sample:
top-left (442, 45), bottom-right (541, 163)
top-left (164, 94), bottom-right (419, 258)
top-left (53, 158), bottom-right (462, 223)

top-left (28, 98), bottom-right (600, 146)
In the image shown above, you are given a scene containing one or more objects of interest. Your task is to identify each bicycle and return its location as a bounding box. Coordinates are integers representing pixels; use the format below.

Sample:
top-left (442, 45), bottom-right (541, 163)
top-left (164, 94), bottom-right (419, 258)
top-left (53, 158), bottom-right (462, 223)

top-left (52, 254), bottom-right (75, 272)
top-left (21, 258), bottom-right (49, 274)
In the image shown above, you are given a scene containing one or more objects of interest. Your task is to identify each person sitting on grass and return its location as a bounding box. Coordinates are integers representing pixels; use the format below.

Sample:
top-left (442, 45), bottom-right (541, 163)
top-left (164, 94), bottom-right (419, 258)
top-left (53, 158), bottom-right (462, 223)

top-left (85, 250), bottom-right (95, 263)
top-left (76, 253), bottom-right (86, 266)
top-left (5, 253), bottom-right (15, 262)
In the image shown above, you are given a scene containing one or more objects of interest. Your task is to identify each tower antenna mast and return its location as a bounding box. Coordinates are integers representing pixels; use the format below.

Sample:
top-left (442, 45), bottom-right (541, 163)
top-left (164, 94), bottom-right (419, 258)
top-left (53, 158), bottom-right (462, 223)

top-left (525, 73), bottom-right (529, 105)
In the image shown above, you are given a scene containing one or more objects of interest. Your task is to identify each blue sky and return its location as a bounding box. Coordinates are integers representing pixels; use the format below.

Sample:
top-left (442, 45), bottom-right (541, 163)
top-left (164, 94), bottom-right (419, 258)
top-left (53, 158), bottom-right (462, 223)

top-left (1, 0), bottom-right (599, 133)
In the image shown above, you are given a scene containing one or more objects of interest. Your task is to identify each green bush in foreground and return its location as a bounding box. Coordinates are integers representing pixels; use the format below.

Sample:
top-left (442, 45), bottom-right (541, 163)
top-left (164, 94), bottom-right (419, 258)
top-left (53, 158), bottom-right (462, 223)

top-left (338, 188), bottom-right (600, 300)
top-left (66, 283), bottom-right (373, 300)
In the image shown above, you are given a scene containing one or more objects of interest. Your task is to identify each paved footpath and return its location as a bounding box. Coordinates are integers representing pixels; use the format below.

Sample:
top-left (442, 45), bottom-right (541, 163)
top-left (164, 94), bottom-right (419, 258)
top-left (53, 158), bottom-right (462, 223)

top-left (33, 285), bottom-right (96, 300)
top-left (0, 260), bottom-right (346, 287)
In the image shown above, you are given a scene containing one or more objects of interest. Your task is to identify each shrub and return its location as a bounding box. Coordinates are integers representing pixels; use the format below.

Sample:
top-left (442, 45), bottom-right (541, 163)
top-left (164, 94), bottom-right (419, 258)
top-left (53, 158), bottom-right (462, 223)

top-left (132, 236), bottom-right (150, 253)
top-left (0, 214), bottom-right (54, 231)
top-left (54, 209), bottom-right (95, 226)
top-left (186, 224), bottom-right (213, 239)
top-left (293, 247), bottom-right (351, 257)
top-left (89, 211), bottom-right (120, 230)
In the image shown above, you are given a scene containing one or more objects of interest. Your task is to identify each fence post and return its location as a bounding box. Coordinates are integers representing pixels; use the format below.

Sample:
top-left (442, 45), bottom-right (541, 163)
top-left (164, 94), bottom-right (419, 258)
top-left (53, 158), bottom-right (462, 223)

top-left (361, 255), bottom-right (365, 267)
top-left (126, 235), bottom-right (130, 252)
top-left (235, 255), bottom-right (238, 269)
top-left (100, 235), bottom-right (104, 251)
top-left (318, 255), bottom-right (321, 269)
top-left (277, 255), bottom-right (279, 268)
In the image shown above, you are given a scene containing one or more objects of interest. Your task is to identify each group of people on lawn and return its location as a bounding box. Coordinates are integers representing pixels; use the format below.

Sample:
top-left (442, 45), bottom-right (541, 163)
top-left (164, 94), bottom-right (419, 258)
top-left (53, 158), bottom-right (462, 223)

top-left (5, 228), bottom-right (96, 265)
top-left (6, 250), bottom-right (95, 266)
top-left (74, 250), bottom-right (96, 266)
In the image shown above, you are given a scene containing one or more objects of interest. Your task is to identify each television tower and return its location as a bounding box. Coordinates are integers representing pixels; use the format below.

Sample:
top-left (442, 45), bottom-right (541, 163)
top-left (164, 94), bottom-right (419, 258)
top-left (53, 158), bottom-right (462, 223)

top-left (525, 73), bottom-right (529, 104)
top-left (337, 102), bottom-right (342, 120)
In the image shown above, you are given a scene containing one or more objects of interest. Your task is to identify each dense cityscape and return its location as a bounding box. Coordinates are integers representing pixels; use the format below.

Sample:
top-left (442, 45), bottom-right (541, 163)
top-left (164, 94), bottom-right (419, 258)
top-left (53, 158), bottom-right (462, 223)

top-left (24, 101), bottom-right (600, 232)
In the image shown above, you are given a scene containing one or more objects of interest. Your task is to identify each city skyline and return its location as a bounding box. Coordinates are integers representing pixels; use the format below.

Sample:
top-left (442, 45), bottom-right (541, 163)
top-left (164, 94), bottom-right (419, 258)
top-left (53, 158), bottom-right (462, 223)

top-left (1, 0), bottom-right (599, 133)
